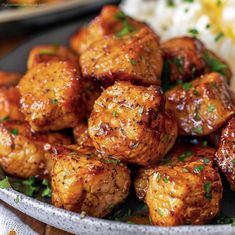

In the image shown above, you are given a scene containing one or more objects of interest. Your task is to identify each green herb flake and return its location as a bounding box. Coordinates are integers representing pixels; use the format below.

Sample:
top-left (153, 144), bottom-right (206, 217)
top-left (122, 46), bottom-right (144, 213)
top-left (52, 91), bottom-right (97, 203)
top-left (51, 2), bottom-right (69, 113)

top-left (203, 52), bottom-right (227, 75)
top-left (112, 110), bottom-right (117, 118)
top-left (41, 179), bottom-right (52, 198)
top-left (0, 177), bottom-right (11, 189)
top-left (22, 176), bottom-right (39, 197)
top-left (15, 195), bottom-right (21, 204)
top-left (158, 208), bottom-right (164, 217)
top-left (193, 89), bottom-right (200, 96)
top-left (163, 176), bottom-right (169, 183)
top-left (192, 126), bottom-right (203, 135)
top-left (182, 168), bottom-right (189, 173)
top-left (215, 32), bottom-right (224, 42)
top-left (214, 214), bottom-right (235, 225)
top-left (156, 172), bottom-right (161, 181)
top-left (172, 57), bottom-right (184, 73)
top-left (231, 159), bottom-right (235, 164)
top-left (193, 165), bottom-right (204, 174)
top-left (182, 82), bottom-right (192, 92)
top-left (203, 158), bottom-right (210, 164)
top-left (183, 0), bottom-right (194, 2)
top-left (208, 104), bottom-right (216, 113)
top-left (188, 28), bottom-right (199, 37)
top-left (11, 128), bottom-right (18, 136)
top-left (39, 50), bottom-right (55, 56)
top-left (0, 116), bottom-right (9, 123)
top-left (130, 59), bottom-right (137, 65)
top-left (115, 11), bottom-right (134, 37)
top-left (179, 151), bottom-right (194, 162)
top-left (204, 181), bottom-right (212, 199)
top-left (205, 23), bottom-right (211, 29)
top-left (202, 140), bottom-right (208, 147)
top-left (216, 0), bottom-right (222, 6)
top-left (194, 111), bottom-right (201, 121)
top-left (51, 99), bottom-right (58, 105)
top-left (138, 106), bottom-right (144, 114)
top-left (101, 158), bottom-right (121, 165)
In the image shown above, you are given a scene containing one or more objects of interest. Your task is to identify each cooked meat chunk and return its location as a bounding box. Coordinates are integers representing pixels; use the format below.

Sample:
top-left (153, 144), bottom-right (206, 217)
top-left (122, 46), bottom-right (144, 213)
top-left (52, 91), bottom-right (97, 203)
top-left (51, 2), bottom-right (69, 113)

top-left (0, 120), bottom-right (71, 178)
top-left (135, 161), bottom-right (222, 226)
top-left (166, 72), bottom-right (235, 136)
top-left (27, 44), bottom-right (79, 69)
top-left (51, 146), bottom-right (130, 217)
top-left (80, 27), bottom-right (162, 86)
top-left (215, 117), bottom-right (235, 191)
top-left (18, 61), bottom-right (84, 131)
top-left (73, 122), bottom-right (94, 145)
top-left (0, 71), bottom-right (21, 86)
top-left (161, 37), bottom-right (206, 84)
top-left (88, 81), bottom-right (177, 165)
top-left (0, 86), bottom-right (24, 121)
top-left (70, 5), bottom-right (149, 54)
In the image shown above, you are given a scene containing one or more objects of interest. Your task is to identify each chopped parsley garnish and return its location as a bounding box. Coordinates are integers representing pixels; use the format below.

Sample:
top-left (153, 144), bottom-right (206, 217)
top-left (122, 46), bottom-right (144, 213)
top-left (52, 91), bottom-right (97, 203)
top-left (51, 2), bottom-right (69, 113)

top-left (205, 23), bottom-right (211, 29)
top-left (161, 60), bottom-right (172, 91)
top-left (0, 116), bottom-right (9, 123)
top-left (214, 214), bottom-right (235, 225)
top-left (193, 165), bottom-right (204, 174)
top-left (193, 89), bottom-right (199, 96)
top-left (163, 176), bottom-right (169, 183)
top-left (138, 106), bottom-right (144, 114)
top-left (183, 0), bottom-right (194, 2)
top-left (231, 159), bottom-right (235, 164)
top-left (22, 176), bottom-right (40, 197)
top-left (41, 179), bottom-right (52, 198)
top-left (208, 104), bottom-right (216, 113)
top-left (215, 32), bottom-right (224, 42)
top-left (188, 28), bottom-right (199, 37)
top-left (179, 150), bottom-right (193, 162)
top-left (39, 50), bottom-right (55, 56)
top-left (156, 172), bottom-right (161, 181)
top-left (51, 99), bottom-right (58, 105)
top-left (203, 52), bottom-right (227, 75)
top-left (130, 59), bottom-right (137, 65)
top-left (194, 110), bottom-right (201, 121)
top-left (15, 195), bottom-right (21, 204)
top-left (192, 126), bottom-right (203, 134)
top-left (182, 82), bottom-right (192, 92)
top-left (216, 0), bottom-right (222, 6)
top-left (167, 0), bottom-right (175, 7)
top-left (112, 110), bottom-right (117, 117)
top-left (0, 177), bottom-right (11, 189)
top-left (204, 181), bottom-right (212, 199)
top-left (158, 208), bottom-right (164, 217)
top-left (172, 57), bottom-right (184, 73)
top-left (115, 11), bottom-right (134, 37)
top-left (203, 158), bottom-right (210, 164)
top-left (101, 158), bottom-right (121, 165)
top-left (202, 140), bottom-right (208, 147)
top-left (11, 128), bottom-right (18, 136)
top-left (162, 155), bottom-right (172, 165)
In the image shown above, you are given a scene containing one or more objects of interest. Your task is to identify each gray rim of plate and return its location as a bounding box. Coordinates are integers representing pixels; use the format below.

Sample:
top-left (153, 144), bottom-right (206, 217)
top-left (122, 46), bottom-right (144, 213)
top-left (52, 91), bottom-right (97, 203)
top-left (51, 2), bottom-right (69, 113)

top-left (0, 187), bottom-right (234, 235)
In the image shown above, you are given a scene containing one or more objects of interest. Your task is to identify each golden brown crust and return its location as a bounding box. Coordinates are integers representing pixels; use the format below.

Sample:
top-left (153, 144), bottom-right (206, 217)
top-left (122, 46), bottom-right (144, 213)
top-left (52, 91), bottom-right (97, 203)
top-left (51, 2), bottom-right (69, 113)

top-left (18, 61), bottom-right (84, 131)
top-left (79, 27), bottom-right (163, 86)
top-left (70, 5), bottom-right (150, 54)
top-left (0, 120), bottom-right (71, 178)
top-left (166, 72), bottom-right (235, 136)
top-left (51, 146), bottom-right (130, 217)
top-left (88, 81), bottom-right (177, 165)
top-left (161, 37), bottom-right (206, 83)
top-left (0, 86), bottom-right (25, 121)
top-left (0, 71), bottom-right (21, 87)
top-left (27, 44), bottom-right (79, 69)
top-left (215, 116), bottom-right (235, 191)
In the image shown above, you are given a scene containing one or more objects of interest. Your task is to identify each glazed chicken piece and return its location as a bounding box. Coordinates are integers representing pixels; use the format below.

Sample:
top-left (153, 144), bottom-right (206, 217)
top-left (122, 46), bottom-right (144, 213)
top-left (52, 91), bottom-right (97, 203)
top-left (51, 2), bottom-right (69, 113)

top-left (135, 145), bottom-right (222, 226)
top-left (73, 122), bottom-right (94, 149)
top-left (216, 117), bottom-right (235, 191)
top-left (88, 81), bottom-right (177, 166)
top-left (51, 146), bottom-right (130, 217)
top-left (0, 71), bottom-right (21, 86)
top-left (18, 61), bottom-right (84, 131)
top-left (0, 86), bottom-right (25, 121)
top-left (161, 37), bottom-right (206, 84)
top-left (161, 37), bottom-right (231, 86)
top-left (27, 44), bottom-right (79, 69)
top-left (0, 120), bottom-right (71, 178)
top-left (135, 161), bottom-right (222, 226)
top-left (70, 5), bottom-right (150, 54)
top-left (166, 72), bottom-right (235, 136)
top-left (80, 27), bottom-right (163, 86)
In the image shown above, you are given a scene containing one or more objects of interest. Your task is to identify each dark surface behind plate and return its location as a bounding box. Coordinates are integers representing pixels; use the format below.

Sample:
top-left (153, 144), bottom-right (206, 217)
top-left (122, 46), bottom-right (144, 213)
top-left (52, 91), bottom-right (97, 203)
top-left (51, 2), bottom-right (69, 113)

top-left (0, 9), bottom-right (235, 235)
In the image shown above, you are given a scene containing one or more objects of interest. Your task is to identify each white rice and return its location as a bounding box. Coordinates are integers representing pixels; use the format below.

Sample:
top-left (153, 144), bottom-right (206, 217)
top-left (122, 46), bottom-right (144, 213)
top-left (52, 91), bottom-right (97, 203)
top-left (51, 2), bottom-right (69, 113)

top-left (121, 0), bottom-right (235, 89)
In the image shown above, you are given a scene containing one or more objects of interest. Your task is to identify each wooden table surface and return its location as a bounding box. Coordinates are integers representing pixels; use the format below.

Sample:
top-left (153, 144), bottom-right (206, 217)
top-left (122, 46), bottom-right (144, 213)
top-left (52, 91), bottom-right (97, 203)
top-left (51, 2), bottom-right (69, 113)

top-left (0, 37), bottom-right (73, 235)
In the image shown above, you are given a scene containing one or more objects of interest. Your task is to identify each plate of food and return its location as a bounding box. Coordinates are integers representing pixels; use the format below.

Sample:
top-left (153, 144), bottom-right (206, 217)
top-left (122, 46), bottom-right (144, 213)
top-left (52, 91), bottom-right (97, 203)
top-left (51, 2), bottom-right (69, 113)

top-left (0, 1), bottom-right (235, 235)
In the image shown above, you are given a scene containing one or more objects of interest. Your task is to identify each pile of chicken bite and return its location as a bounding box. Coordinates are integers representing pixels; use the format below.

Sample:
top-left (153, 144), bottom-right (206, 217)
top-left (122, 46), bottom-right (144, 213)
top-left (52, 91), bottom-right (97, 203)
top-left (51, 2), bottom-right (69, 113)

top-left (1, 5), bottom-right (235, 227)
